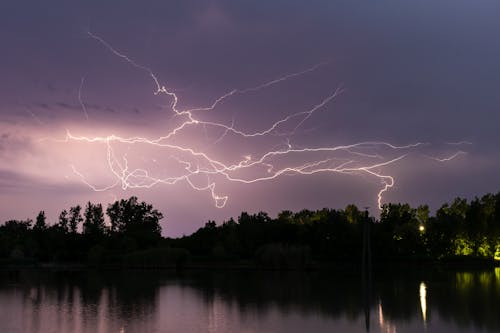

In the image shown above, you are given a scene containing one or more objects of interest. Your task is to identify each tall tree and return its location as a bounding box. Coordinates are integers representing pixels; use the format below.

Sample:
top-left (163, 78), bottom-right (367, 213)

top-left (345, 204), bottom-right (362, 224)
top-left (107, 200), bottom-right (121, 233)
top-left (33, 211), bottom-right (47, 231)
top-left (69, 205), bottom-right (83, 234)
top-left (106, 197), bottom-right (163, 248)
top-left (58, 209), bottom-right (69, 233)
top-left (106, 197), bottom-right (162, 235)
top-left (83, 202), bottom-right (106, 236)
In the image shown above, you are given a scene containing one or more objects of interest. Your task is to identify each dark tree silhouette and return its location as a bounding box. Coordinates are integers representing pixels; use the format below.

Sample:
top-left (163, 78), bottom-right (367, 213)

top-left (106, 196), bottom-right (163, 249)
top-left (58, 209), bottom-right (69, 233)
top-left (0, 219), bottom-right (34, 260)
top-left (1, 193), bottom-right (500, 267)
top-left (83, 202), bottom-right (106, 237)
top-left (33, 211), bottom-right (47, 231)
top-left (378, 203), bottom-right (423, 257)
top-left (69, 205), bottom-right (83, 234)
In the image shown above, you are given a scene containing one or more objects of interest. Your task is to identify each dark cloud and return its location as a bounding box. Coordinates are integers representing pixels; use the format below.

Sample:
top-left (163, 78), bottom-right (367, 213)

top-left (47, 82), bottom-right (56, 93)
top-left (36, 103), bottom-right (50, 110)
top-left (0, 0), bottom-right (499, 235)
top-left (0, 170), bottom-right (40, 190)
top-left (28, 101), bottom-right (118, 115)
top-left (0, 131), bottom-right (32, 155)
top-left (0, 169), bottom-right (88, 195)
top-left (55, 102), bottom-right (78, 110)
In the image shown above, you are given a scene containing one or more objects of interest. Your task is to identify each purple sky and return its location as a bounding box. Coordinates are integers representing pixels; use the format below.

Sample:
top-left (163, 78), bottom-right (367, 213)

top-left (1, 1), bottom-right (499, 236)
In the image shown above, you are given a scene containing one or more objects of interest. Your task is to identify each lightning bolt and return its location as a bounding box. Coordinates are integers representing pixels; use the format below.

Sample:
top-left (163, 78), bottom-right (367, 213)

top-left (427, 151), bottom-right (467, 162)
top-left (58, 32), bottom-right (467, 211)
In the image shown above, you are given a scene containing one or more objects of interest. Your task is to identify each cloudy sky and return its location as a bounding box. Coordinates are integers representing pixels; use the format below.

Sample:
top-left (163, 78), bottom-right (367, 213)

top-left (1, 0), bottom-right (499, 236)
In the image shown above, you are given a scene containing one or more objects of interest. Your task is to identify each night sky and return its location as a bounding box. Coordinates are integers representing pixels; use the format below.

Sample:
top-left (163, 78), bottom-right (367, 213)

top-left (1, 0), bottom-right (499, 236)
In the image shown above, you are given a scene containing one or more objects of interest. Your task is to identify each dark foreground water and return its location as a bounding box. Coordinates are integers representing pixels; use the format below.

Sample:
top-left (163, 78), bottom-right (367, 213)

top-left (0, 267), bottom-right (499, 333)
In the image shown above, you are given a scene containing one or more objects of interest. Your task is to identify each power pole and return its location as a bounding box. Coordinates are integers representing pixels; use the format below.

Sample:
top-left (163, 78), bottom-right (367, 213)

top-left (362, 207), bottom-right (372, 274)
top-left (362, 207), bottom-right (372, 332)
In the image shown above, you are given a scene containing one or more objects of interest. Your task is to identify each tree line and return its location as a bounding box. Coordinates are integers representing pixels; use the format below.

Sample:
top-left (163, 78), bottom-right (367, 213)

top-left (1, 193), bottom-right (500, 268)
top-left (0, 197), bottom-right (164, 266)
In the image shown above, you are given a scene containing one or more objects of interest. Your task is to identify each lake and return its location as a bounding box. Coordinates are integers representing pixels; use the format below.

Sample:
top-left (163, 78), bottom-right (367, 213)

top-left (0, 266), bottom-right (499, 333)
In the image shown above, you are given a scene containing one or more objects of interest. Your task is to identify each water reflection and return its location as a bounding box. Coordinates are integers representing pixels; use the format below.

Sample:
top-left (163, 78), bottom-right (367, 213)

top-left (419, 282), bottom-right (427, 324)
top-left (378, 302), bottom-right (397, 333)
top-left (0, 268), bottom-right (499, 333)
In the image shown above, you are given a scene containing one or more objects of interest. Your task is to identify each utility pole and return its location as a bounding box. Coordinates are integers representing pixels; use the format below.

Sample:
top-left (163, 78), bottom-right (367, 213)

top-left (362, 207), bottom-right (372, 332)
top-left (362, 207), bottom-right (372, 274)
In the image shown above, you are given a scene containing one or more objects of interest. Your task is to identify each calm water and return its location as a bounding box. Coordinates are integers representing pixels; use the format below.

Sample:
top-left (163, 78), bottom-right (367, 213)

top-left (0, 267), bottom-right (499, 333)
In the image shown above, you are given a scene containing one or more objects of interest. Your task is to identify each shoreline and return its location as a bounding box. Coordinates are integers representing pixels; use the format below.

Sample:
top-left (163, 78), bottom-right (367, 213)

top-left (1, 257), bottom-right (498, 272)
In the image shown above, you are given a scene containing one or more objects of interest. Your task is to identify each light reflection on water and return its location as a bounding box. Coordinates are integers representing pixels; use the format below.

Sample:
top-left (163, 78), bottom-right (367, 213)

top-left (419, 282), bottom-right (427, 324)
top-left (0, 268), bottom-right (499, 333)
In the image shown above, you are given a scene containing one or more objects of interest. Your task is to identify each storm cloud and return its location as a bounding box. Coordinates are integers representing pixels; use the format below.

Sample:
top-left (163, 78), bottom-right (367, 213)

top-left (1, 0), bottom-right (499, 236)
